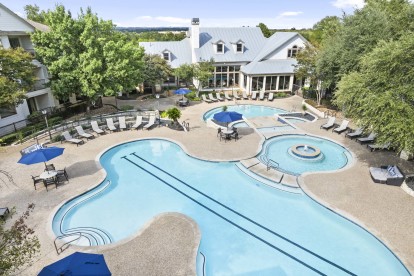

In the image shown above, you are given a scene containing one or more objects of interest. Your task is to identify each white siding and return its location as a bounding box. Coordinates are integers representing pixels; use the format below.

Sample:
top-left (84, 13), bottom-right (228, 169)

top-left (266, 37), bottom-right (306, 60)
top-left (0, 6), bottom-right (33, 32)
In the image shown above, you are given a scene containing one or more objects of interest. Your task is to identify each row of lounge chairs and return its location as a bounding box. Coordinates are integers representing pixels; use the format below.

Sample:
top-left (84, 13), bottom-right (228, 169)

top-left (61, 115), bottom-right (157, 146)
top-left (202, 90), bottom-right (275, 103)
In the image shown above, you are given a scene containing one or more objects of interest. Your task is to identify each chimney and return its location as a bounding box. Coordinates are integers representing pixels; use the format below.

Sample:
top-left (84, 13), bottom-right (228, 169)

top-left (191, 18), bottom-right (200, 49)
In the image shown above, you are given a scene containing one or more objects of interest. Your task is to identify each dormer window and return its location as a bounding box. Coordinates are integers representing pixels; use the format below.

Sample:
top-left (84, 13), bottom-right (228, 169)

top-left (287, 45), bottom-right (299, 58)
top-left (236, 43), bottom-right (243, 53)
top-left (217, 43), bottom-right (224, 54)
top-left (163, 51), bottom-right (171, 61)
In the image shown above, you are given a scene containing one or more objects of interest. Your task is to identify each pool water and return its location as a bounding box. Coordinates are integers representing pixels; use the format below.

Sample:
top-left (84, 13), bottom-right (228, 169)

top-left (53, 139), bottom-right (408, 276)
top-left (203, 105), bottom-right (286, 120)
top-left (259, 135), bottom-right (351, 175)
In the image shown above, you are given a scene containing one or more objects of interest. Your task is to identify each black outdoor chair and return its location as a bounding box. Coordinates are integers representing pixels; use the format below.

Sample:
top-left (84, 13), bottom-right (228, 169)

top-left (217, 128), bottom-right (222, 137)
top-left (56, 167), bottom-right (69, 182)
top-left (231, 131), bottom-right (239, 141)
top-left (43, 177), bottom-right (58, 191)
top-left (45, 164), bottom-right (56, 171)
top-left (32, 175), bottom-right (43, 190)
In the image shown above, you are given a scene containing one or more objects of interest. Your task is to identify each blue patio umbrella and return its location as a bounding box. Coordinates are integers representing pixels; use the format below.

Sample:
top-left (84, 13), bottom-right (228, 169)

top-left (213, 111), bottom-right (243, 130)
top-left (18, 146), bottom-right (64, 168)
top-left (38, 252), bottom-right (111, 276)
top-left (174, 88), bottom-right (191, 100)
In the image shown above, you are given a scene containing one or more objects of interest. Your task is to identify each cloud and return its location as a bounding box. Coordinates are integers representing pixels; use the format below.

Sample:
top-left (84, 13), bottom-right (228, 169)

top-left (331, 0), bottom-right (364, 9)
top-left (154, 17), bottom-right (189, 24)
top-left (279, 11), bottom-right (303, 17)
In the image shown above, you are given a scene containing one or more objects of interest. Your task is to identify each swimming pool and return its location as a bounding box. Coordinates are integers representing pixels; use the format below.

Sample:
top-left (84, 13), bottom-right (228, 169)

top-left (203, 105), bottom-right (286, 121)
top-left (259, 135), bottom-right (352, 175)
top-left (52, 139), bottom-right (408, 275)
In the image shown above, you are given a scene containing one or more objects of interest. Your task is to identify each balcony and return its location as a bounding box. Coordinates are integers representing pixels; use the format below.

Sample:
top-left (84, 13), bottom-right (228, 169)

top-left (28, 79), bottom-right (48, 92)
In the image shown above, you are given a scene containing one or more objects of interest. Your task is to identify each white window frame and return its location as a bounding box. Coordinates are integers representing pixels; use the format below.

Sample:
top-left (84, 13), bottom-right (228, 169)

top-left (163, 51), bottom-right (170, 61)
top-left (216, 43), bottom-right (224, 54)
top-left (287, 45), bottom-right (299, 58)
top-left (236, 43), bottom-right (244, 53)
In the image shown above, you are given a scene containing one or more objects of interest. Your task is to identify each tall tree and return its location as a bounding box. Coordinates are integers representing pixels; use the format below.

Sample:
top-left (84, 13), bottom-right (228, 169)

top-left (142, 54), bottom-right (172, 93)
top-left (193, 59), bottom-right (214, 97)
top-left (24, 4), bottom-right (47, 24)
top-left (0, 48), bottom-right (35, 107)
top-left (174, 63), bottom-right (194, 87)
top-left (257, 23), bottom-right (272, 38)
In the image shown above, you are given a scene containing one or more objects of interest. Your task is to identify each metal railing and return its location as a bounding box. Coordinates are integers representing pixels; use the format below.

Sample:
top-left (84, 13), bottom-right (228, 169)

top-left (54, 232), bottom-right (90, 254)
top-left (262, 155), bottom-right (280, 171)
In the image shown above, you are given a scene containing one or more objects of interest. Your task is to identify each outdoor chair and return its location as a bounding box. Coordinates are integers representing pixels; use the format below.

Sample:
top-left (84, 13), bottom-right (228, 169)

top-left (143, 115), bottom-right (156, 130)
top-left (233, 92), bottom-right (241, 100)
top-left (43, 177), bottom-right (58, 191)
top-left (345, 127), bottom-right (363, 139)
top-left (118, 116), bottom-right (127, 131)
top-left (333, 120), bottom-right (349, 134)
top-left (91, 121), bottom-right (105, 135)
top-left (217, 127), bottom-right (222, 137)
top-left (242, 90), bottom-right (249, 100)
top-left (208, 93), bottom-right (218, 102)
top-left (106, 118), bottom-right (118, 132)
top-left (56, 167), bottom-right (69, 182)
top-left (320, 116), bottom-right (336, 130)
top-left (369, 165), bottom-right (405, 186)
top-left (216, 92), bottom-right (224, 101)
top-left (44, 164), bottom-right (55, 171)
top-left (130, 116), bottom-right (143, 129)
top-left (32, 175), bottom-right (43, 190)
top-left (231, 131), bottom-right (239, 141)
top-left (367, 142), bottom-right (391, 152)
top-left (268, 92), bottom-right (274, 101)
top-left (0, 207), bottom-right (10, 219)
top-left (251, 91), bottom-right (258, 100)
top-left (62, 131), bottom-right (83, 146)
top-left (357, 133), bottom-right (376, 144)
top-left (224, 91), bottom-right (233, 100)
top-left (259, 90), bottom-right (265, 100)
top-left (75, 126), bottom-right (94, 140)
top-left (202, 94), bottom-right (212, 103)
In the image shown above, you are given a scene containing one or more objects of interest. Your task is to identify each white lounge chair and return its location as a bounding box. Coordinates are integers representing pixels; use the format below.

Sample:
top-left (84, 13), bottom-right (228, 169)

top-left (91, 121), bottom-right (105, 135)
top-left (106, 118), bottom-right (118, 132)
top-left (75, 126), bottom-right (94, 140)
top-left (62, 131), bottom-right (83, 146)
top-left (259, 90), bottom-right (265, 100)
top-left (118, 116), bottom-right (127, 131)
top-left (224, 91), bottom-right (232, 100)
top-left (242, 90), bottom-right (249, 100)
top-left (345, 127), bottom-right (364, 139)
top-left (130, 116), bottom-right (143, 129)
top-left (333, 120), bottom-right (349, 134)
top-left (233, 91), bottom-right (241, 100)
top-left (215, 92), bottom-right (224, 101)
top-left (251, 91), bottom-right (258, 100)
top-left (202, 94), bottom-right (212, 103)
top-left (208, 93), bottom-right (218, 102)
top-left (320, 116), bottom-right (335, 130)
top-left (143, 115), bottom-right (156, 130)
top-left (357, 133), bottom-right (377, 144)
top-left (268, 92), bottom-right (274, 101)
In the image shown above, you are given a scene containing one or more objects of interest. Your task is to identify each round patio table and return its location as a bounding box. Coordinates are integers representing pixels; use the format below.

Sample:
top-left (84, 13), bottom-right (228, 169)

top-left (39, 170), bottom-right (57, 180)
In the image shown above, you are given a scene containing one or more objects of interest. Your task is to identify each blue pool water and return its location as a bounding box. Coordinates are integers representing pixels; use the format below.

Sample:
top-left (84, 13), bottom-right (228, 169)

top-left (259, 135), bottom-right (351, 175)
top-left (53, 139), bottom-right (408, 275)
top-left (203, 105), bottom-right (286, 121)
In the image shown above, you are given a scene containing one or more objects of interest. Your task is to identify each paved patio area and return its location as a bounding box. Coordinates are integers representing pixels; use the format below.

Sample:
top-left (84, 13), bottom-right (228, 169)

top-left (1, 95), bottom-right (413, 275)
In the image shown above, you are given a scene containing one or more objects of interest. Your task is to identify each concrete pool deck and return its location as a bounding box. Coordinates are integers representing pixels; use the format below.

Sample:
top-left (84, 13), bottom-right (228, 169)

top-left (0, 95), bottom-right (413, 274)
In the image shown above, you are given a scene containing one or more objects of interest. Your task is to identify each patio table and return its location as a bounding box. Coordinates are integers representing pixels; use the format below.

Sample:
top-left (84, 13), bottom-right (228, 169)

top-left (39, 170), bottom-right (57, 180)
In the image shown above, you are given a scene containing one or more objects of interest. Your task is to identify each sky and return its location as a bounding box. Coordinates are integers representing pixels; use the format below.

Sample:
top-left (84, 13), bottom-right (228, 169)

top-left (2, 0), bottom-right (365, 29)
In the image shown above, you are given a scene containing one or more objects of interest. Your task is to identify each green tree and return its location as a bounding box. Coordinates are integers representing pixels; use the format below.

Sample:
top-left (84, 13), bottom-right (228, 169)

top-left (142, 54), bottom-right (172, 93)
top-left (193, 59), bottom-right (214, 97)
top-left (334, 32), bottom-right (414, 153)
top-left (0, 48), bottom-right (36, 107)
top-left (24, 4), bottom-right (47, 24)
top-left (166, 107), bottom-right (181, 124)
top-left (0, 204), bottom-right (40, 275)
top-left (174, 63), bottom-right (194, 87)
top-left (257, 23), bottom-right (272, 38)
top-left (311, 16), bottom-right (341, 47)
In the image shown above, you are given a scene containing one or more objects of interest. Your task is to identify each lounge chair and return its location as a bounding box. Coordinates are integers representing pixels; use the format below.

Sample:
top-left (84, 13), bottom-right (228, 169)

top-left (369, 165), bottom-right (404, 186)
top-left (118, 116), bottom-right (127, 131)
top-left (367, 142), bottom-right (391, 152)
top-left (130, 116), bottom-right (143, 129)
top-left (91, 121), bottom-right (105, 135)
top-left (106, 118), bottom-right (118, 132)
top-left (357, 133), bottom-right (376, 144)
top-left (259, 90), bottom-right (265, 100)
top-left (216, 92), bottom-right (224, 101)
top-left (345, 127), bottom-right (363, 139)
top-left (242, 90), bottom-right (249, 100)
top-left (333, 120), bottom-right (349, 134)
top-left (75, 126), bottom-right (94, 140)
top-left (143, 115), bottom-right (156, 130)
top-left (62, 131), bottom-right (83, 146)
top-left (202, 94), bottom-right (212, 103)
top-left (0, 207), bottom-right (10, 219)
top-left (224, 91), bottom-right (232, 100)
top-left (208, 93), bottom-right (218, 102)
top-left (233, 91), bottom-right (241, 100)
top-left (320, 116), bottom-right (335, 130)
top-left (268, 92), bottom-right (274, 101)
top-left (251, 91), bottom-right (258, 100)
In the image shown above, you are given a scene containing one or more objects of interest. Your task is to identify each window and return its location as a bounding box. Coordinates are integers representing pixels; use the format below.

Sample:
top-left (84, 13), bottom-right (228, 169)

top-left (9, 37), bottom-right (20, 49)
top-left (236, 43), bottom-right (243, 53)
top-left (265, 76), bottom-right (277, 91)
top-left (217, 43), bottom-right (224, 53)
top-left (252, 77), bottom-right (264, 91)
top-left (278, 76), bottom-right (290, 90)
top-left (287, 45), bottom-right (299, 58)
top-left (0, 105), bottom-right (17, 118)
top-left (163, 52), bottom-right (170, 61)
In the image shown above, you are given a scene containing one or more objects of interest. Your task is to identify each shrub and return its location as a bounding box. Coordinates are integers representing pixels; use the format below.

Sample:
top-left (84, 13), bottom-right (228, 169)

top-left (185, 91), bottom-right (200, 101)
top-left (275, 92), bottom-right (288, 98)
top-left (160, 111), bottom-right (168, 118)
top-left (166, 107), bottom-right (181, 123)
top-left (52, 134), bottom-right (62, 143)
top-left (1, 133), bottom-right (18, 145)
top-left (305, 99), bottom-right (317, 107)
top-left (26, 111), bottom-right (43, 123)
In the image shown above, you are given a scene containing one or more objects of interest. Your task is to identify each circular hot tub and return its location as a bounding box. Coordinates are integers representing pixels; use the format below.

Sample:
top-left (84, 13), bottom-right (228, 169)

top-left (290, 144), bottom-right (321, 159)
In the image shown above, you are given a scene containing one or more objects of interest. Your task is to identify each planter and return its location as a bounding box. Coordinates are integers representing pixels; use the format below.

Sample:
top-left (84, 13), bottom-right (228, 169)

top-left (301, 100), bottom-right (325, 118)
top-left (400, 149), bottom-right (413, 161)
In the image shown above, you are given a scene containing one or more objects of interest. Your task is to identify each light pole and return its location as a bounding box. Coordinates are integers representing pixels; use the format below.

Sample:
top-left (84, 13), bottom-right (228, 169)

top-left (42, 110), bottom-right (52, 141)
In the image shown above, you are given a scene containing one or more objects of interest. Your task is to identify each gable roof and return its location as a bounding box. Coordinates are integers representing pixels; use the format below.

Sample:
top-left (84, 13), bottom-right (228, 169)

top-left (195, 27), bottom-right (266, 63)
top-left (26, 19), bottom-right (50, 32)
top-left (241, 59), bottom-right (297, 75)
top-left (0, 3), bottom-right (34, 32)
top-left (252, 32), bottom-right (302, 62)
top-left (140, 38), bottom-right (192, 68)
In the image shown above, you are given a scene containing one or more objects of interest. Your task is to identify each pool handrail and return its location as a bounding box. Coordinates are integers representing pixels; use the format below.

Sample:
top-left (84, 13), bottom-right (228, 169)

top-left (54, 231), bottom-right (90, 254)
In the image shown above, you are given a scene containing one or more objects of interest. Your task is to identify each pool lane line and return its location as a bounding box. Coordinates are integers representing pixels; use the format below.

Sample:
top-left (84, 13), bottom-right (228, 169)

top-left (129, 153), bottom-right (356, 276)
